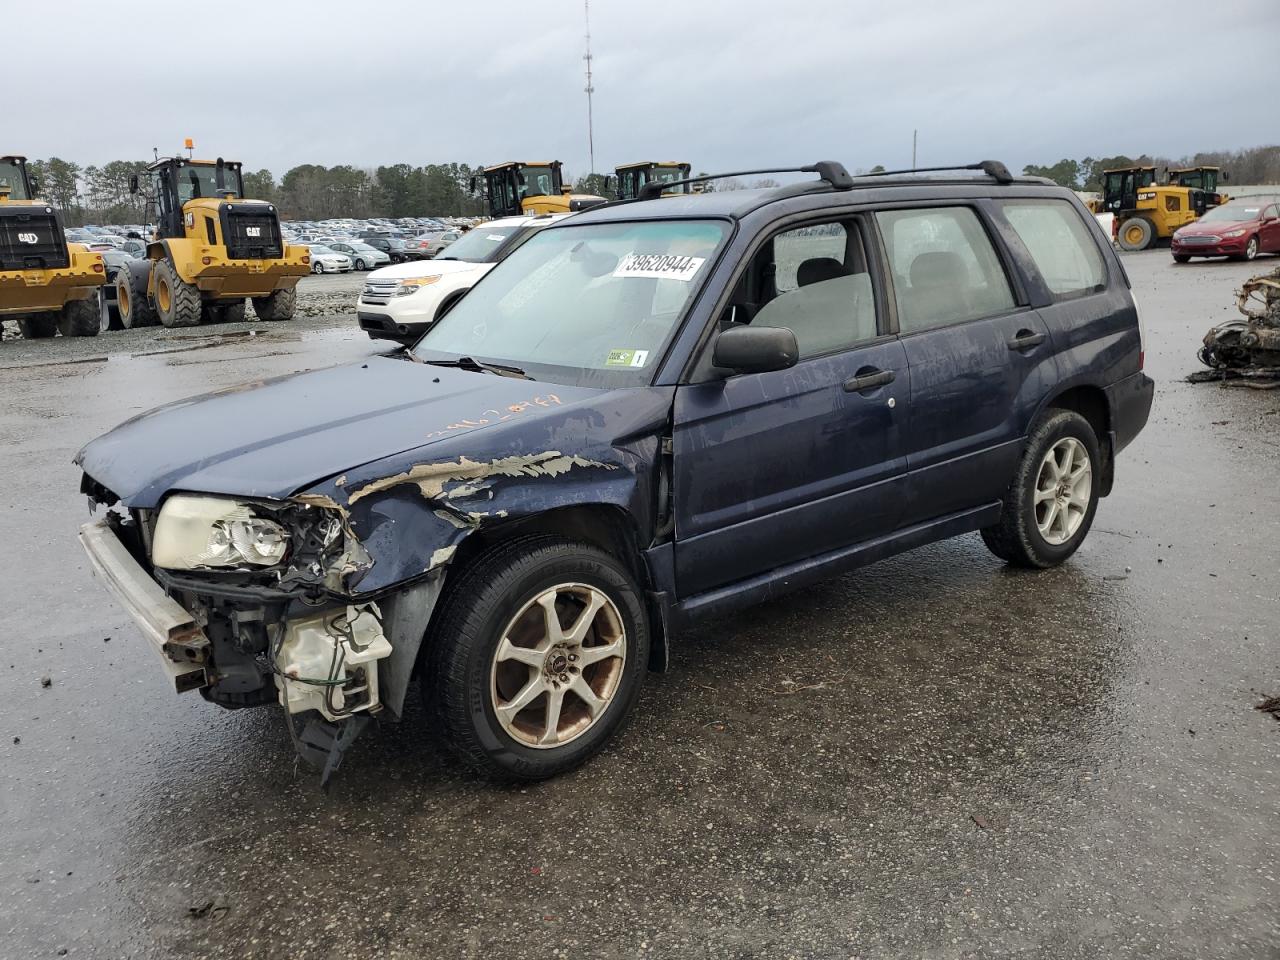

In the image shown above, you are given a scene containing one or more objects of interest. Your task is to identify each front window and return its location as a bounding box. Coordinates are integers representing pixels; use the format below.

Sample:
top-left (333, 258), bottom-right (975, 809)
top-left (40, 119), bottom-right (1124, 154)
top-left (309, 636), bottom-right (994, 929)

top-left (415, 219), bottom-right (728, 386)
top-left (433, 224), bottom-right (521, 262)
top-left (0, 160), bottom-right (30, 200)
top-left (173, 163), bottom-right (244, 204)
top-left (518, 165), bottom-right (557, 199)
top-left (1200, 202), bottom-right (1264, 223)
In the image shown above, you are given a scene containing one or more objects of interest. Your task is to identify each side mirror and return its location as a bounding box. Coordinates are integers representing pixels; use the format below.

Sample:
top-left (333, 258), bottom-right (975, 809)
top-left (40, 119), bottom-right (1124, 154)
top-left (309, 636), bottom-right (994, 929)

top-left (712, 325), bottom-right (798, 374)
top-left (1221, 171), bottom-right (1230, 183)
top-left (468, 176), bottom-right (477, 194)
top-left (604, 175), bottom-right (616, 193)
top-left (28, 175), bottom-right (39, 194)
top-left (129, 175), bottom-right (140, 195)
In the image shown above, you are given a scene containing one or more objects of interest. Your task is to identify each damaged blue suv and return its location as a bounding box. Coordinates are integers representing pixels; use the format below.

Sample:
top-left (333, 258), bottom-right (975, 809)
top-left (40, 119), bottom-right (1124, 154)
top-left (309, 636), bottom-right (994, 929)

top-left (77, 161), bottom-right (1153, 781)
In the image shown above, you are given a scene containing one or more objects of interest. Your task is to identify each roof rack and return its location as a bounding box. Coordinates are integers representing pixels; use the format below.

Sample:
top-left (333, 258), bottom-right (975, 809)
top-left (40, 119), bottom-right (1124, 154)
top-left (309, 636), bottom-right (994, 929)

top-left (856, 160), bottom-right (1015, 184)
top-left (636, 161), bottom-right (853, 200)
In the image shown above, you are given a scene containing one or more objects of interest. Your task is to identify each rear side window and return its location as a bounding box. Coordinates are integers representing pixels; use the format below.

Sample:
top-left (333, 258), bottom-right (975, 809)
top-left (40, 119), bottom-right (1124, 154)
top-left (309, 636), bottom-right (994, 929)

top-left (1000, 200), bottom-right (1104, 298)
top-left (875, 207), bottom-right (1015, 334)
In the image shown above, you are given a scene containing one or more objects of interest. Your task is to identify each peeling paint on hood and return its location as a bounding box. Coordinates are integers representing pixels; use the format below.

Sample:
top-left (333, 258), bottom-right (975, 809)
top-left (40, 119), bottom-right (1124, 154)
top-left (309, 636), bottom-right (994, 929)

top-left (346, 451), bottom-right (619, 505)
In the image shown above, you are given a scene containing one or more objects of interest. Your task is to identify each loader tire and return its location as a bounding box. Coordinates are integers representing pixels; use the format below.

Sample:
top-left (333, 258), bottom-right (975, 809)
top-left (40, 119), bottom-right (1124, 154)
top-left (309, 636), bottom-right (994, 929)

top-left (1117, 217), bottom-right (1154, 251)
top-left (117, 261), bottom-right (158, 328)
top-left (57, 291), bottom-right (106, 337)
top-left (154, 259), bottom-right (202, 328)
top-left (17, 314), bottom-right (58, 339)
top-left (251, 287), bottom-right (296, 321)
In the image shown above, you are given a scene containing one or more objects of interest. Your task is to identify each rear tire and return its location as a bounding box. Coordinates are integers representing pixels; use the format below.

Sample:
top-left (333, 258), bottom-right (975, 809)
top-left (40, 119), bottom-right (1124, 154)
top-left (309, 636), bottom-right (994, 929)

top-left (1118, 217), bottom-right (1154, 251)
top-left (981, 409), bottom-right (1102, 569)
top-left (154, 259), bottom-right (202, 328)
top-left (425, 535), bottom-right (649, 781)
top-left (251, 287), bottom-right (296, 321)
top-left (17, 314), bottom-right (58, 339)
top-left (57, 291), bottom-right (105, 337)
top-left (117, 262), bottom-right (158, 328)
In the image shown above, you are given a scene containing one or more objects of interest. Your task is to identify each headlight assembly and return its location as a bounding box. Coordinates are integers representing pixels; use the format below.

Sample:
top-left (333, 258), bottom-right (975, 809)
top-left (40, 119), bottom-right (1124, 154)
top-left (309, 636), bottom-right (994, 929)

top-left (152, 495), bottom-right (290, 570)
top-left (395, 275), bottom-right (441, 296)
top-left (1223, 229), bottom-right (1246, 239)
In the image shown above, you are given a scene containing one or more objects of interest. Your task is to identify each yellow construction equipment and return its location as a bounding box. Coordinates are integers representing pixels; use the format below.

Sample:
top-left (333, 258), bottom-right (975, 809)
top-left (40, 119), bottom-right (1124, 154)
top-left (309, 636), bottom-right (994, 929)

top-left (117, 151), bottom-right (309, 328)
top-left (0, 154), bottom-right (107, 339)
top-left (612, 161), bottom-right (693, 200)
top-left (1105, 164), bottom-right (1231, 251)
top-left (471, 162), bottom-right (606, 219)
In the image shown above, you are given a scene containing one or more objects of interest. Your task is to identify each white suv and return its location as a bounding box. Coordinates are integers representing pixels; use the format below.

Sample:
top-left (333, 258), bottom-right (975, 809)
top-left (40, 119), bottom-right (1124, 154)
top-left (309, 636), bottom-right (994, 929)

top-left (356, 214), bottom-right (568, 343)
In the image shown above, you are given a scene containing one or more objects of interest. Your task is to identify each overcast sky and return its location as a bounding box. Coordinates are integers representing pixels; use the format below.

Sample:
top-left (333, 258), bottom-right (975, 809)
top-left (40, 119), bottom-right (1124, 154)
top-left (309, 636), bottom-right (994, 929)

top-left (13, 0), bottom-right (1280, 178)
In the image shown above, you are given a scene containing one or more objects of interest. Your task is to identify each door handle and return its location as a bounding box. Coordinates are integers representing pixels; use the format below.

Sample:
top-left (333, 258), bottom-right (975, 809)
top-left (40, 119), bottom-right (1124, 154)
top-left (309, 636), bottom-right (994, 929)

top-left (1007, 330), bottom-right (1046, 351)
top-left (843, 368), bottom-right (895, 392)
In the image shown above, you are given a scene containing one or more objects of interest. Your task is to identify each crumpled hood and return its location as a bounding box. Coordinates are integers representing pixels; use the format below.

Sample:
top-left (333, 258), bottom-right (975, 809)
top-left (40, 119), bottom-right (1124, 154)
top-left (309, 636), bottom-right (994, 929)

top-left (75, 355), bottom-right (608, 508)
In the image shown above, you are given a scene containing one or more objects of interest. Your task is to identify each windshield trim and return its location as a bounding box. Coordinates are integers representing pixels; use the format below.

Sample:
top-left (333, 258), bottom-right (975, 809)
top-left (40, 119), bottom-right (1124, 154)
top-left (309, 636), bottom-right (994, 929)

top-left (410, 215), bottom-right (736, 388)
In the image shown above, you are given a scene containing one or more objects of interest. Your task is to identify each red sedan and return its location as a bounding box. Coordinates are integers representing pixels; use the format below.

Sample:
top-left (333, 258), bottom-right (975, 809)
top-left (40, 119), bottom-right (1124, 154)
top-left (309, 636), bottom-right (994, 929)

top-left (1171, 196), bottom-right (1280, 262)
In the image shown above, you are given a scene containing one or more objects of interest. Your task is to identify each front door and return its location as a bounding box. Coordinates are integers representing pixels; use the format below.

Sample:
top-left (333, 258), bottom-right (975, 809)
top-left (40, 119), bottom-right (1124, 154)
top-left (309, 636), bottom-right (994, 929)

top-left (672, 215), bottom-right (909, 598)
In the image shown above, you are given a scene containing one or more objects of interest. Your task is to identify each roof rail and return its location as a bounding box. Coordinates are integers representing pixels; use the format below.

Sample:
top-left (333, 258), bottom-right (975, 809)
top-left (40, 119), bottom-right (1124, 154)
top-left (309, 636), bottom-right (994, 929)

top-left (636, 161), bottom-right (853, 200)
top-left (856, 160), bottom-right (1015, 184)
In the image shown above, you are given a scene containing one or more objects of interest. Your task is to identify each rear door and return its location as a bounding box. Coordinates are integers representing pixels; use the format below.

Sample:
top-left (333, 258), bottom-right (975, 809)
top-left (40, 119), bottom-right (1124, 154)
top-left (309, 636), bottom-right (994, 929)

top-left (672, 214), bottom-right (909, 597)
top-left (874, 205), bottom-right (1055, 525)
top-left (1260, 203), bottom-right (1280, 252)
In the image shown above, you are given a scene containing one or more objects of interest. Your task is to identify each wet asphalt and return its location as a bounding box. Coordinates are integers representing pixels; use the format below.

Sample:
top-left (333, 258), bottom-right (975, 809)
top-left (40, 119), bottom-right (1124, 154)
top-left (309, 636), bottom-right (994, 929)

top-left (1, 259), bottom-right (1278, 959)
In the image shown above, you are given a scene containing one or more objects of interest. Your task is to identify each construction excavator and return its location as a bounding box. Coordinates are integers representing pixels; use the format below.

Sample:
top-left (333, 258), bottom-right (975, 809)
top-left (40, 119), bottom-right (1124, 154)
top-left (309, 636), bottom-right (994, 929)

top-left (116, 147), bottom-right (310, 328)
top-left (0, 154), bottom-right (107, 339)
top-left (471, 161), bottom-right (606, 219)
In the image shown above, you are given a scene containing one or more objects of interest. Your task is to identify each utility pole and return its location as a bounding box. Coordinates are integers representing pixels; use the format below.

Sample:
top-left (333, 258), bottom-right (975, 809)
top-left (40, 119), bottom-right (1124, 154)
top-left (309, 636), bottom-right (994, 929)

top-left (583, 0), bottom-right (596, 175)
top-left (912, 129), bottom-right (917, 169)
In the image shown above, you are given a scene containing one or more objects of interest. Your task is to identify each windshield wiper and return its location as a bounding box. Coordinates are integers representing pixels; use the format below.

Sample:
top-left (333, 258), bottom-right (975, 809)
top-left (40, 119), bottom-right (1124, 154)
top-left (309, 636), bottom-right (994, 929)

top-left (422, 356), bottom-right (533, 380)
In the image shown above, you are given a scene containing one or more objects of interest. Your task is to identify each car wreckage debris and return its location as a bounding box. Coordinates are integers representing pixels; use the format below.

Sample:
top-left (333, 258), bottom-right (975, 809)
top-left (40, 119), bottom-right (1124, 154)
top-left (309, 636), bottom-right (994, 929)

top-left (1190, 267), bottom-right (1280, 384)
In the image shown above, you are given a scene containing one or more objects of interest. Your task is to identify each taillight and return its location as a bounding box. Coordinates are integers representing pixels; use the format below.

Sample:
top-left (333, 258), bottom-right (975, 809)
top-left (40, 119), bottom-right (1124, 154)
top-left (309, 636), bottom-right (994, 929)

top-left (92, 263), bottom-right (104, 273)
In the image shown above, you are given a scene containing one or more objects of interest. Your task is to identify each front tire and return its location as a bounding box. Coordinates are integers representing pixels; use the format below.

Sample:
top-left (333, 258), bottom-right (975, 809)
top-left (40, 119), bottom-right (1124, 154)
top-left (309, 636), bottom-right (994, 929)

top-left (311, 261), bottom-right (324, 274)
top-left (251, 287), bottom-right (296, 321)
top-left (1173, 254), bottom-right (1191, 264)
top-left (355, 258), bottom-right (367, 271)
top-left (1240, 236), bottom-right (1260, 261)
top-left (425, 535), bottom-right (649, 780)
top-left (154, 259), bottom-right (202, 328)
top-left (1118, 217), bottom-right (1154, 251)
top-left (981, 409), bottom-right (1101, 568)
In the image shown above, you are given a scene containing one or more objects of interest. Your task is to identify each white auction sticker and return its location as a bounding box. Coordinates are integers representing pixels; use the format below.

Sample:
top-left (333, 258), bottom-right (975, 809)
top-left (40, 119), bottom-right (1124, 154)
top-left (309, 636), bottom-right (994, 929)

top-left (612, 253), bottom-right (706, 282)
top-left (486, 234), bottom-right (506, 241)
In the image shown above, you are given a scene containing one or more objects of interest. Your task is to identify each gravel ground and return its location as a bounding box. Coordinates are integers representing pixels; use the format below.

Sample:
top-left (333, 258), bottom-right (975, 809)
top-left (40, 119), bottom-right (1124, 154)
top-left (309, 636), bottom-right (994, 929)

top-left (0, 250), bottom-right (1278, 959)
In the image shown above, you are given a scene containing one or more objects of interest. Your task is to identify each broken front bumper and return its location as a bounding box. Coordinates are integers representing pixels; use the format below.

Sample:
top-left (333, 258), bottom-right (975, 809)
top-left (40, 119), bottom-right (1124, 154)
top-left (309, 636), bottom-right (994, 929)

top-left (78, 517), bottom-right (208, 693)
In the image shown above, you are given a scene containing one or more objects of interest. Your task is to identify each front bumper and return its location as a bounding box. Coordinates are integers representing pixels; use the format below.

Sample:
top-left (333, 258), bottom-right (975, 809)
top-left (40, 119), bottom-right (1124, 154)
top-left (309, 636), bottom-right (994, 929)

top-left (78, 517), bottom-right (208, 694)
top-left (358, 310), bottom-right (430, 342)
top-left (1171, 236), bottom-right (1247, 257)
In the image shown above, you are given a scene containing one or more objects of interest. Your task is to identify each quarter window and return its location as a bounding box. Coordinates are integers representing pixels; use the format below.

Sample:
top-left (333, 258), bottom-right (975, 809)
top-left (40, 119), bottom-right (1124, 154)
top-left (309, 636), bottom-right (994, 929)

top-left (875, 207), bottom-right (1015, 334)
top-left (1000, 200), bottom-right (1104, 298)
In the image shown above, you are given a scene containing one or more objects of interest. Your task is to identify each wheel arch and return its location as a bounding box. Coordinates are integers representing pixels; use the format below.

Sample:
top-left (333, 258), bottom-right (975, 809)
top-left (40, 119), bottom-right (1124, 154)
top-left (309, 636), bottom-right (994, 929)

top-left (1040, 383), bottom-right (1114, 495)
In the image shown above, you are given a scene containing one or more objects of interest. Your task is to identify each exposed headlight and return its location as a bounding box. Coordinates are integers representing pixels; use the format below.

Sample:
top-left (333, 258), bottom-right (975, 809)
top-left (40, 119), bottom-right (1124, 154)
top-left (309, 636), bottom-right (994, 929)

top-left (396, 275), bottom-right (441, 296)
top-left (1223, 229), bottom-right (1246, 238)
top-left (152, 495), bottom-right (290, 570)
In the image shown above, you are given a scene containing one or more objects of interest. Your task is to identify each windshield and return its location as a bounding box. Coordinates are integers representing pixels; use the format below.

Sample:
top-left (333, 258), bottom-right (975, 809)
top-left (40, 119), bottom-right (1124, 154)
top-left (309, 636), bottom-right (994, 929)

top-left (414, 219), bottom-right (727, 386)
top-left (1200, 202), bottom-right (1266, 223)
top-left (434, 224), bottom-right (520, 262)
top-left (308, 245), bottom-right (337, 255)
top-left (0, 160), bottom-right (31, 200)
top-left (519, 165), bottom-right (557, 198)
top-left (173, 164), bottom-right (244, 203)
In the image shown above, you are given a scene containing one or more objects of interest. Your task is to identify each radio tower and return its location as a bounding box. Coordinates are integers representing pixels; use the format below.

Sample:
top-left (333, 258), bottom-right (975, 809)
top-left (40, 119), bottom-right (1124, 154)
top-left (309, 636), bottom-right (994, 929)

top-left (583, 0), bottom-right (596, 174)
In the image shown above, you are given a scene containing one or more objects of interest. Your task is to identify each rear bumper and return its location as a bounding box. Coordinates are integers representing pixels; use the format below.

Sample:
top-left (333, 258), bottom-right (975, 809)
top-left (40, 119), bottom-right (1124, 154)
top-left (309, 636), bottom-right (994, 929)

top-left (1107, 371), bottom-right (1154, 454)
top-left (0, 246), bottom-right (106, 315)
top-left (78, 517), bottom-right (207, 694)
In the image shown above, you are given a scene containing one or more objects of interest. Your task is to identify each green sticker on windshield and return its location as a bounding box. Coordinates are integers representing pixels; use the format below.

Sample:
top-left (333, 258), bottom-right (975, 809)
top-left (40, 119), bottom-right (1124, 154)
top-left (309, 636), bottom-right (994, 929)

top-left (605, 348), bottom-right (650, 368)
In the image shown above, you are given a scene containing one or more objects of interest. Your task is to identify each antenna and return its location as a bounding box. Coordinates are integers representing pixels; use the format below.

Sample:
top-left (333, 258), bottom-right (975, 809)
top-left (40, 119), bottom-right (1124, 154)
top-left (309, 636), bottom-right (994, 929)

top-left (583, 0), bottom-right (595, 175)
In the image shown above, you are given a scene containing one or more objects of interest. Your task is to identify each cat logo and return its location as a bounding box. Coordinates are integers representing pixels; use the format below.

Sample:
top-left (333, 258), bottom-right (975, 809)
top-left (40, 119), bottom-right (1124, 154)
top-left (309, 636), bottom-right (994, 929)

top-left (246, 226), bottom-right (262, 237)
top-left (1137, 191), bottom-right (1156, 202)
top-left (16, 232), bottom-right (39, 244)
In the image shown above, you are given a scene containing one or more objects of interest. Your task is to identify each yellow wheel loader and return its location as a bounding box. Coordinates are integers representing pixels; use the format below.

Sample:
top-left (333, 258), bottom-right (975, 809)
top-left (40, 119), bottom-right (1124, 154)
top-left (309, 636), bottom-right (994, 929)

top-left (612, 161), bottom-right (692, 200)
top-left (1104, 164), bottom-right (1229, 251)
top-left (117, 155), bottom-right (309, 329)
top-left (0, 155), bottom-right (107, 340)
top-left (470, 162), bottom-right (606, 219)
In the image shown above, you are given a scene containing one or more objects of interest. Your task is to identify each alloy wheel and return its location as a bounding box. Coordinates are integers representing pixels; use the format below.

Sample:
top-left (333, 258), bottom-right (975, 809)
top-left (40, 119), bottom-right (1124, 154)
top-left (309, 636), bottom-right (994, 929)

top-left (1034, 436), bottom-right (1092, 545)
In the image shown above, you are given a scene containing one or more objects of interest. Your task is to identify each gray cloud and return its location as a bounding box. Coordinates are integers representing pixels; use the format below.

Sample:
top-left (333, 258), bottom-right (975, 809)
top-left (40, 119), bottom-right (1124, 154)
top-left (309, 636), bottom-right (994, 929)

top-left (11, 0), bottom-right (1280, 178)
